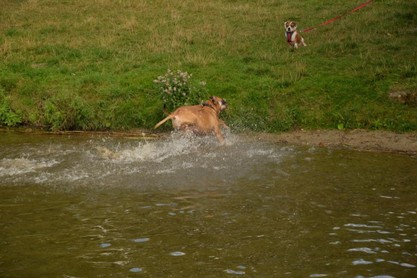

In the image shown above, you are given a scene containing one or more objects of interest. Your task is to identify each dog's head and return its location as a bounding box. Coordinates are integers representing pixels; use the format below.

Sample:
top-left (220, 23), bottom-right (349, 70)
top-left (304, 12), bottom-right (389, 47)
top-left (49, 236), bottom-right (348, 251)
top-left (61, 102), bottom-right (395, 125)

top-left (284, 21), bottom-right (297, 32)
top-left (204, 96), bottom-right (228, 112)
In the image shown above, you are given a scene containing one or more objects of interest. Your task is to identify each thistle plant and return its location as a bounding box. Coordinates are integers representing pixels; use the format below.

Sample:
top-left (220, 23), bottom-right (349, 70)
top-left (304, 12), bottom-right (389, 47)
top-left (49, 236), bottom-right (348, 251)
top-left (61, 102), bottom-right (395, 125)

top-left (154, 69), bottom-right (207, 112)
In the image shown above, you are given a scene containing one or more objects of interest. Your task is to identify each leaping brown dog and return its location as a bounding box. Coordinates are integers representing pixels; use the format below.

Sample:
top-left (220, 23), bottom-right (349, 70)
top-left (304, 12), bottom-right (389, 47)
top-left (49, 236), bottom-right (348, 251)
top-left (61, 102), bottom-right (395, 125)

top-left (154, 96), bottom-right (228, 144)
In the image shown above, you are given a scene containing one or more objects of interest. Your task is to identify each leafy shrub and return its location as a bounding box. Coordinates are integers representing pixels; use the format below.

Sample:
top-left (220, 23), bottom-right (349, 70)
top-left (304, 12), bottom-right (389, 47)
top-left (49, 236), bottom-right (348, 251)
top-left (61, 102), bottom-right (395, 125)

top-left (0, 89), bottom-right (22, 126)
top-left (44, 92), bottom-right (92, 130)
top-left (153, 69), bottom-right (207, 112)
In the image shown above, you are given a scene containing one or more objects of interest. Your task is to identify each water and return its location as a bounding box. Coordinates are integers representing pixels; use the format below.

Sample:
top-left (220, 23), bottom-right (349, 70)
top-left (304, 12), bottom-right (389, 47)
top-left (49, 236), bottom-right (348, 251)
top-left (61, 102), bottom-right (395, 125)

top-left (1, 130), bottom-right (416, 277)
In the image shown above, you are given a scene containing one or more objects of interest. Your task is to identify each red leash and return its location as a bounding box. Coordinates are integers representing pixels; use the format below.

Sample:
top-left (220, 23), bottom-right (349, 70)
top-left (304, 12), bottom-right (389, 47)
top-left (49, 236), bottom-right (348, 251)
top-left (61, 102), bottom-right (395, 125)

top-left (302, 0), bottom-right (373, 33)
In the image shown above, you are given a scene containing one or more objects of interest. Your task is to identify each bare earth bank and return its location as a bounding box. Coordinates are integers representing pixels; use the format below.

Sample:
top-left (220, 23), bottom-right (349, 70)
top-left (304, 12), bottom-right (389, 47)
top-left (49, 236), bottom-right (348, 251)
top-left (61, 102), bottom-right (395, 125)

top-left (253, 129), bottom-right (417, 155)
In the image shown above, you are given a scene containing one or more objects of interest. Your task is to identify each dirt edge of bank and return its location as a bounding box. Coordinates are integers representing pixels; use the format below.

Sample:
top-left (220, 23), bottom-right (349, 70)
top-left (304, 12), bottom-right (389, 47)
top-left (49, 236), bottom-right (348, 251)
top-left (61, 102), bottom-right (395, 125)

top-left (253, 129), bottom-right (417, 155)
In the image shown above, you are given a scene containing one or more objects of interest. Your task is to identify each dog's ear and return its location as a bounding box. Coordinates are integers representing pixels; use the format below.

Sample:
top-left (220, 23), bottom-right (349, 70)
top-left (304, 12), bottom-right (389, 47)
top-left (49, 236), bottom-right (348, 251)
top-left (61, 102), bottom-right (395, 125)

top-left (210, 96), bottom-right (217, 104)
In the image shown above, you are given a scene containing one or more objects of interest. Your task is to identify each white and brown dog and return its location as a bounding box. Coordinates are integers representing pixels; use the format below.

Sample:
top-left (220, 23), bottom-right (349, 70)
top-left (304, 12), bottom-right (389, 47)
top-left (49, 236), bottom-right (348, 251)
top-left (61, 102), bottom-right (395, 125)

top-left (284, 21), bottom-right (307, 48)
top-left (154, 96), bottom-right (228, 144)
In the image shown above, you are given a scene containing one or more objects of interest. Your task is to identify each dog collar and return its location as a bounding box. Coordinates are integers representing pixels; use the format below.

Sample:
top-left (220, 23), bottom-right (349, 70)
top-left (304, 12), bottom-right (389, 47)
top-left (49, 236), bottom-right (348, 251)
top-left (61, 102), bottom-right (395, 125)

top-left (286, 31), bottom-right (294, 43)
top-left (202, 102), bottom-right (218, 113)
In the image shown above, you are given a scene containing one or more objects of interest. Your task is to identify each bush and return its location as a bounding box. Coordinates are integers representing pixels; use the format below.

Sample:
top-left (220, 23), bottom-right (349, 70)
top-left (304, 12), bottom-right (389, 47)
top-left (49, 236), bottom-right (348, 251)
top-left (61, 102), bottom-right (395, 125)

top-left (43, 92), bottom-right (92, 130)
top-left (0, 89), bottom-right (22, 127)
top-left (153, 69), bottom-right (207, 112)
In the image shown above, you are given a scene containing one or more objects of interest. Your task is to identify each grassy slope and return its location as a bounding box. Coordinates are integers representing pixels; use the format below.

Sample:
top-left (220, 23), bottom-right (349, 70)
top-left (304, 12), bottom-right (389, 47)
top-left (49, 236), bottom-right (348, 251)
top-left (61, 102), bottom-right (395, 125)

top-left (0, 0), bottom-right (416, 131)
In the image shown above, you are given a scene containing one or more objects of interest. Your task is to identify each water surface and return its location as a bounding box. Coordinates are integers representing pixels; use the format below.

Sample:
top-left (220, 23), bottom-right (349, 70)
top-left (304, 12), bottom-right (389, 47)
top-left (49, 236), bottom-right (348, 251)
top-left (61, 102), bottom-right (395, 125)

top-left (1, 130), bottom-right (416, 277)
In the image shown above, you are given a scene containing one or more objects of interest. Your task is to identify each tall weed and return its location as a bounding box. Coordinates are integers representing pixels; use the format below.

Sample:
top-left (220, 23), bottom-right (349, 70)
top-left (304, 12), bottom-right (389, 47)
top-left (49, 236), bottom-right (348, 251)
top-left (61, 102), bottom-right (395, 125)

top-left (154, 69), bottom-right (207, 112)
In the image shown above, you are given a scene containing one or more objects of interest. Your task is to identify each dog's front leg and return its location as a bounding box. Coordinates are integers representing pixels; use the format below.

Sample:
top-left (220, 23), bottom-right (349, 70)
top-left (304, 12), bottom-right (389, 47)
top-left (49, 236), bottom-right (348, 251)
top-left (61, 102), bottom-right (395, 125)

top-left (301, 38), bottom-right (307, 46)
top-left (219, 120), bottom-right (229, 130)
top-left (213, 126), bottom-right (225, 145)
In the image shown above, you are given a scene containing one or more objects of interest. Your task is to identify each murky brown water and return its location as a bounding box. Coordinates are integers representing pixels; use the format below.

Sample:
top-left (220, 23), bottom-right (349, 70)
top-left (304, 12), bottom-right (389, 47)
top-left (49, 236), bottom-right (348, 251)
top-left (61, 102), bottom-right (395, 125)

top-left (1, 130), bottom-right (416, 277)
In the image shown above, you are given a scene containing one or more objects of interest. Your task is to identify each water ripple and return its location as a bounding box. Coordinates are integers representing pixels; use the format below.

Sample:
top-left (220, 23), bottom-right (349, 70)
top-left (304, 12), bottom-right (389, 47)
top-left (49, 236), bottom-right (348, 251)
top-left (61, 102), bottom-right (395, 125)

top-left (170, 251), bottom-right (186, 257)
top-left (224, 269), bottom-right (245, 275)
top-left (347, 247), bottom-right (378, 254)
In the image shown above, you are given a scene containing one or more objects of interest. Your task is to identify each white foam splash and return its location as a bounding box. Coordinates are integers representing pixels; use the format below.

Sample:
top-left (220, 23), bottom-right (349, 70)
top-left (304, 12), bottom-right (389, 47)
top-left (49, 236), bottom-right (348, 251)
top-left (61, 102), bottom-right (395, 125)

top-left (0, 133), bottom-right (292, 187)
top-left (0, 157), bottom-right (60, 177)
top-left (96, 134), bottom-right (207, 163)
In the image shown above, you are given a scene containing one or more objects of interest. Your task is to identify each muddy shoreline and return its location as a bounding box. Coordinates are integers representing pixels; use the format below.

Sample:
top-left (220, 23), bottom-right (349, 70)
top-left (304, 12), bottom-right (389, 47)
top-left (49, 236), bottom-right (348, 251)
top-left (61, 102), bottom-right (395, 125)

top-left (2, 128), bottom-right (417, 155)
top-left (253, 129), bottom-right (417, 155)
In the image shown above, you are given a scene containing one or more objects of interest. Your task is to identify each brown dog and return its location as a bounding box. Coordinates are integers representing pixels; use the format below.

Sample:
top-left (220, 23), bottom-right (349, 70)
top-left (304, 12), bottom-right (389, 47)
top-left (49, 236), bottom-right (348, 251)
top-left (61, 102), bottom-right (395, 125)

top-left (284, 21), bottom-right (307, 48)
top-left (154, 96), bottom-right (228, 144)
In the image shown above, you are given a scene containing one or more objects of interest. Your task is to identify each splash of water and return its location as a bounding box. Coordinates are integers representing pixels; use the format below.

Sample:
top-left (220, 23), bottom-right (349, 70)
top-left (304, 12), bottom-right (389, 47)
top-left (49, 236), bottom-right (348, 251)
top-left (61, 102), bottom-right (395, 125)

top-left (0, 133), bottom-right (292, 188)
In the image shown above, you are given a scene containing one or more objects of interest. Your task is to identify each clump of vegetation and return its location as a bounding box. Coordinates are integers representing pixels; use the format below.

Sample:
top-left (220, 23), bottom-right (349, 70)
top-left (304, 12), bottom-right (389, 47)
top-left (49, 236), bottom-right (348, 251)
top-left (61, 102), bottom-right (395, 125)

top-left (154, 69), bottom-right (207, 112)
top-left (0, 88), bottom-right (22, 127)
top-left (43, 92), bottom-right (92, 131)
top-left (389, 88), bottom-right (417, 107)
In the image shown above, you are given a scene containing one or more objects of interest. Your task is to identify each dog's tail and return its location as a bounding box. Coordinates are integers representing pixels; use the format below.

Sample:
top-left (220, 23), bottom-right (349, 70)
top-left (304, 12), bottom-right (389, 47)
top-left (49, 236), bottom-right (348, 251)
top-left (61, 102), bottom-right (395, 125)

top-left (154, 115), bottom-right (173, 129)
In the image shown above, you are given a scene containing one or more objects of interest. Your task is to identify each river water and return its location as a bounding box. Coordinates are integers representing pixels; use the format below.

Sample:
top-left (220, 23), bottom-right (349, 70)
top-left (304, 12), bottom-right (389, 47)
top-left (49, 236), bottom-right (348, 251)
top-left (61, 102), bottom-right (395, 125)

top-left (1, 130), bottom-right (416, 277)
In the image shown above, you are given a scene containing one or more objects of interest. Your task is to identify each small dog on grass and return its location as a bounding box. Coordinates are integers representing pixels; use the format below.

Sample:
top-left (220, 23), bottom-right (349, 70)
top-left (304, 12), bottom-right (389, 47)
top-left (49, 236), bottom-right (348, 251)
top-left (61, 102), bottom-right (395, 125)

top-left (284, 21), bottom-right (307, 49)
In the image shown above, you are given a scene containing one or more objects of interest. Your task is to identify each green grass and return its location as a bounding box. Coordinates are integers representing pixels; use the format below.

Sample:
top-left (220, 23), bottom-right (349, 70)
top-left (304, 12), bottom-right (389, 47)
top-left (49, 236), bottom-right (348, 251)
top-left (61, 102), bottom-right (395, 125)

top-left (1, 0), bottom-right (416, 131)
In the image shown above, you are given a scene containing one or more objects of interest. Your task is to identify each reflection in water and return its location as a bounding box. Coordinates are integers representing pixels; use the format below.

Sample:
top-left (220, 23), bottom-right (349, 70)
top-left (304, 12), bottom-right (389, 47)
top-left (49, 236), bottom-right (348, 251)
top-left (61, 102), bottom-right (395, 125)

top-left (0, 131), bottom-right (416, 277)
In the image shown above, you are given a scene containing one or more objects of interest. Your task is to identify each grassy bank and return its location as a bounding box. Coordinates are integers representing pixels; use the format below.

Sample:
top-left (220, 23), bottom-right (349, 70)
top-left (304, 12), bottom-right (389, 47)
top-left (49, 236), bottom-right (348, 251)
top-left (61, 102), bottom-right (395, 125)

top-left (1, 0), bottom-right (416, 132)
